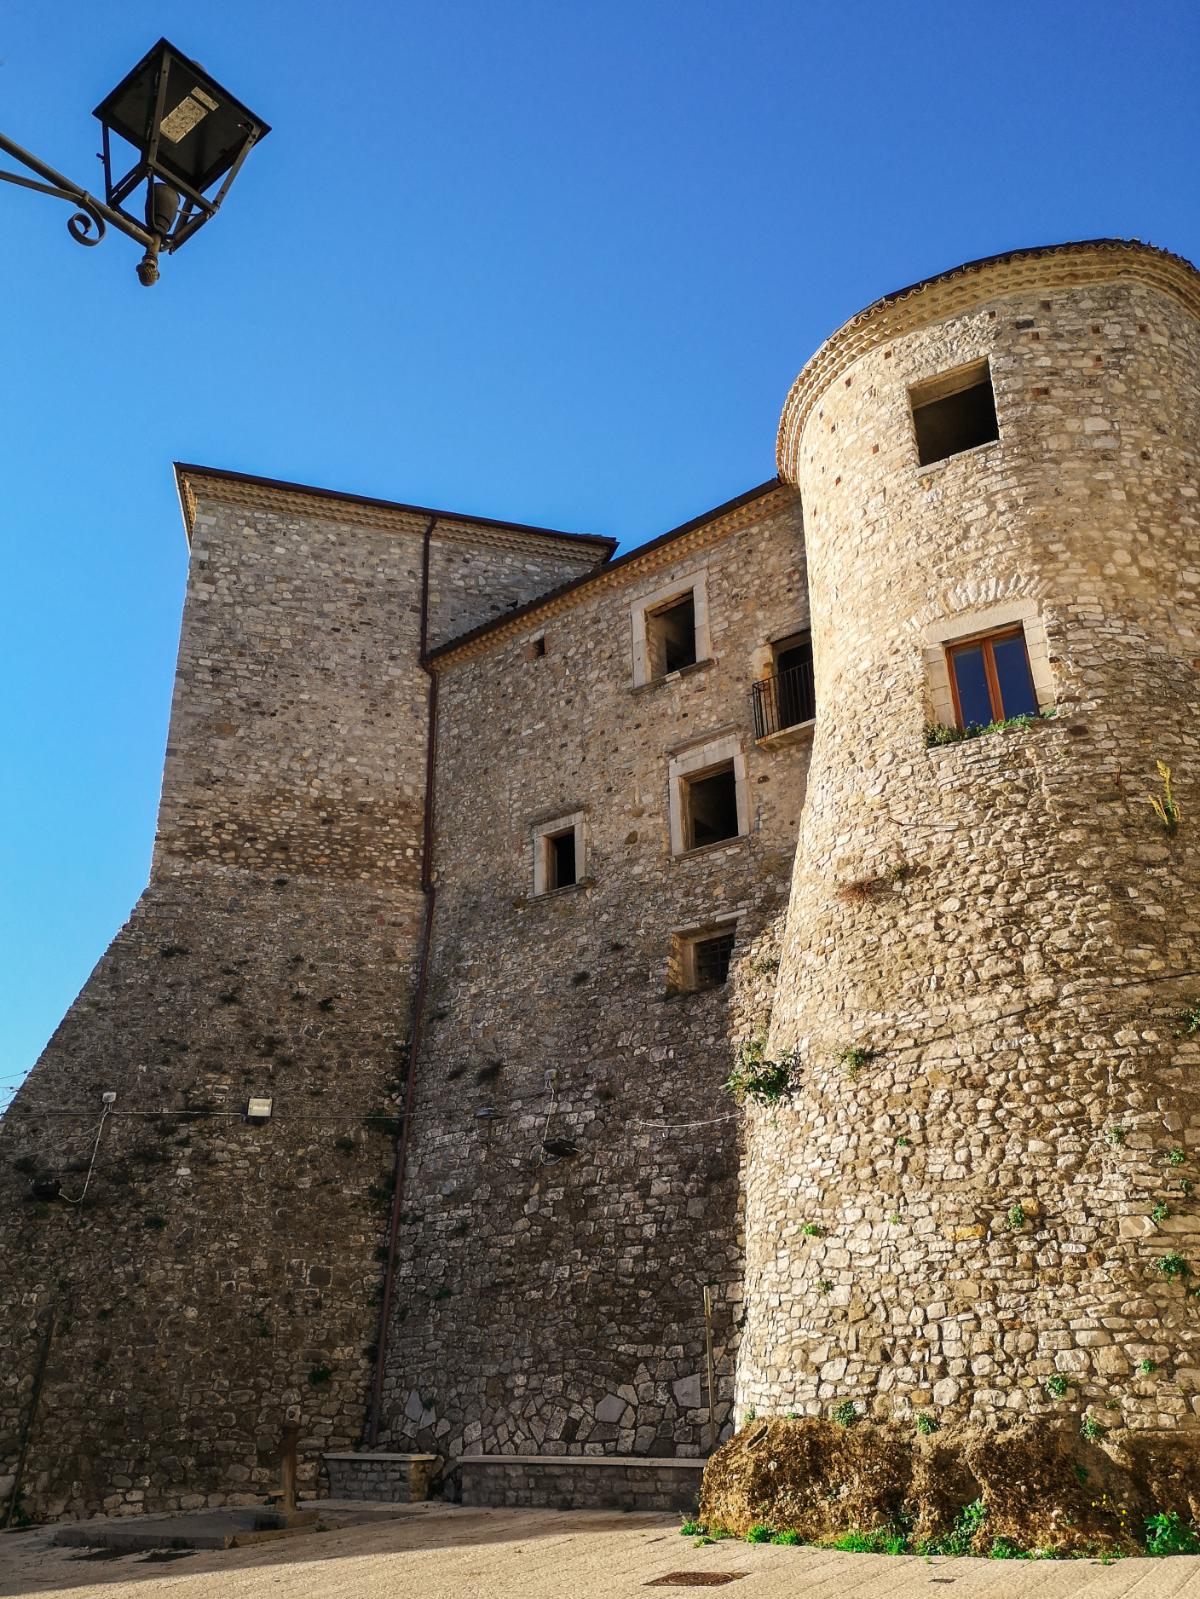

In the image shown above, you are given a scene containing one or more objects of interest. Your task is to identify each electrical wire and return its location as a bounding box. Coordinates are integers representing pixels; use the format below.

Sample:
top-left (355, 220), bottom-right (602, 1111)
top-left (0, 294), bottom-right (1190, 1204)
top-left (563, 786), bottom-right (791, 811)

top-left (58, 1106), bottom-right (111, 1205)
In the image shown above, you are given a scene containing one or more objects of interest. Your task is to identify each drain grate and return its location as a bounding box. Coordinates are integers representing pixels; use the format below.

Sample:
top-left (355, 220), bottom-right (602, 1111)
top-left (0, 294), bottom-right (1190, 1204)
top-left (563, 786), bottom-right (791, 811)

top-left (645, 1576), bottom-right (745, 1588)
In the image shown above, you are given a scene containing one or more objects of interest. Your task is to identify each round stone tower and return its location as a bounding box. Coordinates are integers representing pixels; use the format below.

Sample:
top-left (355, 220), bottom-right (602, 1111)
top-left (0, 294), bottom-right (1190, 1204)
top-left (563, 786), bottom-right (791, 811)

top-left (741, 241), bottom-right (1200, 1451)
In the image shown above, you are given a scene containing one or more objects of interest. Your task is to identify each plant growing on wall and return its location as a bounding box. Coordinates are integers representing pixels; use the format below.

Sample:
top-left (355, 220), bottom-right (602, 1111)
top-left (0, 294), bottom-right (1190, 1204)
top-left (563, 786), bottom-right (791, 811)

top-left (1176, 1002), bottom-right (1200, 1037)
top-left (836, 1045), bottom-right (874, 1078)
top-left (925, 708), bottom-right (1056, 748)
top-left (1144, 761), bottom-right (1180, 836)
top-left (1156, 1252), bottom-right (1190, 1281)
top-left (725, 1034), bottom-right (795, 1105)
top-left (1145, 1512), bottom-right (1200, 1556)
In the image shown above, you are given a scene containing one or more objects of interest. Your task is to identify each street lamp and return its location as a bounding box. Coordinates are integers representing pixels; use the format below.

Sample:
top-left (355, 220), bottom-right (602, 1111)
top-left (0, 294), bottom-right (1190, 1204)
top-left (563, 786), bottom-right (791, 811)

top-left (0, 39), bottom-right (269, 286)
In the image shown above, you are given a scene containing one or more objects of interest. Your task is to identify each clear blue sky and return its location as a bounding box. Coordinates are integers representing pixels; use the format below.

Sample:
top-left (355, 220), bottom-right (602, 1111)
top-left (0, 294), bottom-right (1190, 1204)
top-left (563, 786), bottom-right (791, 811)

top-left (3, 0), bottom-right (1198, 1108)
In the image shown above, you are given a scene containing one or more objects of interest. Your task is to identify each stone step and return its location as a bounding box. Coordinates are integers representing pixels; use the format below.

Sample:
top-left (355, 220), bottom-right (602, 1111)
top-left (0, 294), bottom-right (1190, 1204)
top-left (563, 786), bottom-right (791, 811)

top-left (459, 1454), bottom-right (707, 1512)
top-left (322, 1452), bottom-right (442, 1502)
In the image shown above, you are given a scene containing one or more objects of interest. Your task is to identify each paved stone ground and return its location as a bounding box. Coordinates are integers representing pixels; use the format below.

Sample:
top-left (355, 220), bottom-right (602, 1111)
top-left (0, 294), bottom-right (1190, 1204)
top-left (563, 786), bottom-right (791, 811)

top-left (3, 1503), bottom-right (1200, 1599)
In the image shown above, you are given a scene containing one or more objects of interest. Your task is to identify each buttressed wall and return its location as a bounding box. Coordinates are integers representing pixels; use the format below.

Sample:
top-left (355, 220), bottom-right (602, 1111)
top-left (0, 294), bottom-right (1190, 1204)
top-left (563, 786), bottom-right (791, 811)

top-left (741, 242), bottom-right (1200, 1452)
top-left (0, 468), bottom-right (608, 1520)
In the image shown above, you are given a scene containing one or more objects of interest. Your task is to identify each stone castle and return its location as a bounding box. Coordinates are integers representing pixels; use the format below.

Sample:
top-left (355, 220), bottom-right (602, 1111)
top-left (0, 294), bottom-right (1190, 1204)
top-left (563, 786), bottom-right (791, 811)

top-left (3, 237), bottom-right (1199, 1527)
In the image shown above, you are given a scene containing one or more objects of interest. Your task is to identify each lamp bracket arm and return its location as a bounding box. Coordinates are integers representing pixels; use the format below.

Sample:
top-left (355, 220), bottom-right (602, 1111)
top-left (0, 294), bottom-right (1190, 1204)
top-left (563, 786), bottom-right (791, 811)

top-left (0, 129), bottom-right (153, 250)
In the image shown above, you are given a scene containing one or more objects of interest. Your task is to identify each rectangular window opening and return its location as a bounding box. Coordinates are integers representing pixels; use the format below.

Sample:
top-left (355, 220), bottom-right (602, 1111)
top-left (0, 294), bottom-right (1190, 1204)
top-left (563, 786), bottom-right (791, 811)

top-left (947, 627), bottom-right (1037, 728)
top-left (546, 828), bottom-right (577, 890)
top-left (647, 592), bottom-right (697, 678)
top-left (684, 763), bottom-right (739, 850)
top-left (755, 631), bottom-right (815, 736)
top-left (910, 359), bottom-right (998, 466)
top-left (691, 929), bottom-right (736, 990)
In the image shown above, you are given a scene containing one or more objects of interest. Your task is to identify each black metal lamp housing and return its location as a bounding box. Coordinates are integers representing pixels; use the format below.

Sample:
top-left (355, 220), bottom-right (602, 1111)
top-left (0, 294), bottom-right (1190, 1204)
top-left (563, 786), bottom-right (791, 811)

top-left (93, 39), bottom-right (270, 283)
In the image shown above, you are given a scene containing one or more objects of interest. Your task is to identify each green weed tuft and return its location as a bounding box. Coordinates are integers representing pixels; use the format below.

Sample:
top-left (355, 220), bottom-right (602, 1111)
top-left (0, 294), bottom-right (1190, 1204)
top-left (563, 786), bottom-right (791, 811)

top-left (1144, 1511), bottom-right (1200, 1556)
top-left (725, 1034), bottom-right (795, 1106)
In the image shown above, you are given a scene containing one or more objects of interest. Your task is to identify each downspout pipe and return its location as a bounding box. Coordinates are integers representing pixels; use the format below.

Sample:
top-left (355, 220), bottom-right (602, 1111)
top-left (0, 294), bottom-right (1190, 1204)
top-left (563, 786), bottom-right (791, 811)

top-left (366, 515), bottom-right (440, 1446)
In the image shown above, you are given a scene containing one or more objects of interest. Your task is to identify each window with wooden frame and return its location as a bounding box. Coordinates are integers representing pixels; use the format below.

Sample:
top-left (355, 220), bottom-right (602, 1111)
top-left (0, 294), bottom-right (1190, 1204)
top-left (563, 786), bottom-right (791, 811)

top-left (946, 627), bottom-right (1038, 729)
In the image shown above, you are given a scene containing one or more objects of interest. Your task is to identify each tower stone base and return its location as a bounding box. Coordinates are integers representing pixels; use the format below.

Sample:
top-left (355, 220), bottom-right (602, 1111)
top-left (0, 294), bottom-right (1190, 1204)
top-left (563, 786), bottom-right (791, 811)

top-left (700, 1416), bottom-right (1200, 1555)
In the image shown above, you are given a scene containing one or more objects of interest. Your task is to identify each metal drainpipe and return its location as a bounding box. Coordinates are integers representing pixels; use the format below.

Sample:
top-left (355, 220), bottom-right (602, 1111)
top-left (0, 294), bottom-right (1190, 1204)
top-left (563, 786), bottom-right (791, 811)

top-left (366, 515), bottom-right (440, 1446)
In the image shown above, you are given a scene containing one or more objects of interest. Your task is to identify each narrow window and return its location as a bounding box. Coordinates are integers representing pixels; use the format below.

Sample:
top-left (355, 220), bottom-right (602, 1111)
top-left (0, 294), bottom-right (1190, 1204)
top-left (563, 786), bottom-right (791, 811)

top-left (947, 628), bottom-right (1037, 728)
top-left (523, 636), bottom-right (546, 661)
top-left (684, 763), bottom-right (739, 850)
top-left (910, 359), bottom-right (998, 466)
top-left (690, 929), bottom-right (736, 989)
top-left (647, 591), bottom-right (697, 678)
top-left (755, 631), bottom-right (815, 737)
top-left (545, 827), bottom-right (577, 890)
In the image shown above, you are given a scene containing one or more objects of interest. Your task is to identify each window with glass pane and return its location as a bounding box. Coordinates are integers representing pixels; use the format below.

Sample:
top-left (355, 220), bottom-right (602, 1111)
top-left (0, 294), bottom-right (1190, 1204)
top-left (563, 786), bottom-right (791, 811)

top-left (946, 629), bottom-right (1037, 728)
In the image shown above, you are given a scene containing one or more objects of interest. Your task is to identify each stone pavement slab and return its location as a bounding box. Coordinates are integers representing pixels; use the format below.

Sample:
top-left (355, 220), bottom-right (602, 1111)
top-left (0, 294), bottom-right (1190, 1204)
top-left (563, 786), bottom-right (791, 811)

top-left (52, 1505), bottom-right (318, 1553)
top-left (3, 1503), bottom-right (1200, 1599)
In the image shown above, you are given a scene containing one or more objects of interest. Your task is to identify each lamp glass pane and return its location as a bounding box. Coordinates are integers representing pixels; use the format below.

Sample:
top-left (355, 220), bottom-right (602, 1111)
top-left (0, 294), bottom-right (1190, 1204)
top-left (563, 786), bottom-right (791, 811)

top-left (95, 40), bottom-right (267, 193)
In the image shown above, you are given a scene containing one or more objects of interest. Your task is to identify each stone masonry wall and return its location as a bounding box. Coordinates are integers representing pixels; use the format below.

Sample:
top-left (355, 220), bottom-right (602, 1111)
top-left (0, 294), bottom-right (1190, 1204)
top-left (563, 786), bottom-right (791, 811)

top-left (0, 474), bottom-right (608, 1521)
top-left (460, 1456), bottom-right (705, 1511)
top-left (739, 247), bottom-right (1200, 1454)
top-left (379, 489), bottom-right (811, 1466)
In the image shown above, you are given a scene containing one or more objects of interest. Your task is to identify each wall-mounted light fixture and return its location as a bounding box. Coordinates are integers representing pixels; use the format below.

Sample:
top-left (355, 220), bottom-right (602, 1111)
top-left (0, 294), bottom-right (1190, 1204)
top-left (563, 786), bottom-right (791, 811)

top-left (0, 38), bottom-right (269, 285)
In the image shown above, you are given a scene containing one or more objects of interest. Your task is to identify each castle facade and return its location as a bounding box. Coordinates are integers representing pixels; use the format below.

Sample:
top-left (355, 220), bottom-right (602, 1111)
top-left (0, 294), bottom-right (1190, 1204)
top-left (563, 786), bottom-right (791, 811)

top-left (3, 238), bottom-right (1198, 1522)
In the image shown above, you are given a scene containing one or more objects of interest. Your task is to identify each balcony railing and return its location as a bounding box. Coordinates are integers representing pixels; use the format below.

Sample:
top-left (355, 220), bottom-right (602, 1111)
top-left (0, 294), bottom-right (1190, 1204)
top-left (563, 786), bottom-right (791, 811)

top-left (752, 661), bottom-right (816, 740)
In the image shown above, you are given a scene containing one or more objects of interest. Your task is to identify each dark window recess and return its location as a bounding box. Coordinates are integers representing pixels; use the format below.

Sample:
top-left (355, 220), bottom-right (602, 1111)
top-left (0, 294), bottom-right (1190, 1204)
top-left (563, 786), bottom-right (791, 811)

top-left (685, 764), bottom-right (739, 849)
top-left (753, 632), bottom-right (815, 737)
top-left (547, 829), bottom-right (577, 889)
top-left (911, 361), bottom-right (999, 466)
top-left (692, 930), bottom-right (736, 989)
top-left (524, 636), bottom-right (546, 661)
top-left (947, 628), bottom-right (1037, 728)
top-left (648, 592), bottom-right (697, 677)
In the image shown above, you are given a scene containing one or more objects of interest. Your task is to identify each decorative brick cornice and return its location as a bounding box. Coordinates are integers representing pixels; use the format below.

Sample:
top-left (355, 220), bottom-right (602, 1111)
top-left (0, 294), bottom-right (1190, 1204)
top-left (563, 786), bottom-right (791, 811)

top-left (428, 480), bottom-right (796, 669)
top-left (173, 463), bottom-right (615, 564)
top-left (777, 238), bottom-right (1200, 482)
